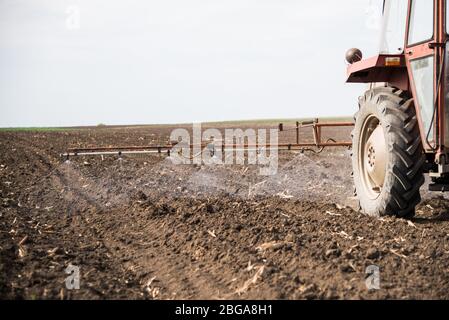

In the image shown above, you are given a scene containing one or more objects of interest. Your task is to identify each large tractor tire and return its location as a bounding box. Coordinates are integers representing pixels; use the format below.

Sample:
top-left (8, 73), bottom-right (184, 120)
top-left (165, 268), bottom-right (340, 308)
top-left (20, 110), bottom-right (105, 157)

top-left (352, 86), bottom-right (425, 218)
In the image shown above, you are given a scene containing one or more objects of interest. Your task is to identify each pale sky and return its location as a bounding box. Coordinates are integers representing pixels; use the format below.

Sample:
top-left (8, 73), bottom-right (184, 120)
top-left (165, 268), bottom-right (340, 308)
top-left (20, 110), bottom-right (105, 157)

top-left (0, 0), bottom-right (383, 127)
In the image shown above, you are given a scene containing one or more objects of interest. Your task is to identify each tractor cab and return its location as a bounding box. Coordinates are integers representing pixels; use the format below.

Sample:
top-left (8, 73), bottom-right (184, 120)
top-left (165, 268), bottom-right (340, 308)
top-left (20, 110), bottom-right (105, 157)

top-left (346, 0), bottom-right (449, 218)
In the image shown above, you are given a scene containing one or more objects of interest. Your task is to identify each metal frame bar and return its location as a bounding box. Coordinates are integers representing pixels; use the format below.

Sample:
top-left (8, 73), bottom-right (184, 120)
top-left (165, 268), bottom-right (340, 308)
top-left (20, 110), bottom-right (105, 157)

top-left (61, 120), bottom-right (354, 159)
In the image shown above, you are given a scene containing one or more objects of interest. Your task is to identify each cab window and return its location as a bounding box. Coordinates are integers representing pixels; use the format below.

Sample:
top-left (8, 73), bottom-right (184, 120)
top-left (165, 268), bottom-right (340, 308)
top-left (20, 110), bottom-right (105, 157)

top-left (408, 0), bottom-right (434, 46)
top-left (380, 0), bottom-right (408, 54)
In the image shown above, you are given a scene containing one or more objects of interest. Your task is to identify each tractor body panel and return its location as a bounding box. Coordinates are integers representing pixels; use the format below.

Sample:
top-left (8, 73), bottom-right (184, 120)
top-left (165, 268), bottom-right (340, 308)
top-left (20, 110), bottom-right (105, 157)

top-left (346, 54), bottom-right (409, 91)
top-left (347, 0), bottom-right (447, 159)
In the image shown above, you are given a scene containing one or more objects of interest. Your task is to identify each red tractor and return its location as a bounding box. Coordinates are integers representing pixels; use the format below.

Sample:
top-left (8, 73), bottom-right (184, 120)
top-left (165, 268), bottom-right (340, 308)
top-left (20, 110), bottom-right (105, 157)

top-left (346, 0), bottom-right (449, 218)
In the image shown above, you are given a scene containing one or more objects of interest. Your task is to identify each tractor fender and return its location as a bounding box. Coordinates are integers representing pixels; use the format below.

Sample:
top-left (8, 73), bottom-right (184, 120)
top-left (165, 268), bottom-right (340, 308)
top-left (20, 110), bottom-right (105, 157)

top-left (346, 54), bottom-right (409, 91)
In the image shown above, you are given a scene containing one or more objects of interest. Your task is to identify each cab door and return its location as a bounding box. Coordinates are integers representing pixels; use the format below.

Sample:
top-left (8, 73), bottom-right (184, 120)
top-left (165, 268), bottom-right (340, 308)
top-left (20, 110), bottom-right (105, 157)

top-left (405, 0), bottom-right (436, 149)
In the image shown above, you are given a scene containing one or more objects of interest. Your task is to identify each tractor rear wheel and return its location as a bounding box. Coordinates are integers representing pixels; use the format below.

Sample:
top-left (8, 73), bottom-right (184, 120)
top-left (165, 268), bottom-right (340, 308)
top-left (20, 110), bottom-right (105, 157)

top-left (352, 87), bottom-right (425, 218)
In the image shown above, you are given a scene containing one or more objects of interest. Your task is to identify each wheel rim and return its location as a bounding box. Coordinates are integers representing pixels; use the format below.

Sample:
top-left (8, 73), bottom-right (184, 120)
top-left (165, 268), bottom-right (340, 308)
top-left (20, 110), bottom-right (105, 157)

top-left (358, 115), bottom-right (387, 200)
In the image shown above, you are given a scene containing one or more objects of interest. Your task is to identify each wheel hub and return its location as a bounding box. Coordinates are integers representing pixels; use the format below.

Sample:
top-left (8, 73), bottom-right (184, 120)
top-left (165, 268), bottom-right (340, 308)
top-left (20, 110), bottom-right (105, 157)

top-left (364, 124), bottom-right (386, 192)
top-left (359, 116), bottom-right (387, 198)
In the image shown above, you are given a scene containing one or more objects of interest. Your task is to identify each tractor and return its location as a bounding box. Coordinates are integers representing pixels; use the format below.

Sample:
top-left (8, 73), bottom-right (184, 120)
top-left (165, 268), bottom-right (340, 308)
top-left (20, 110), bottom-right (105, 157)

top-left (346, 0), bottom-right (449, 218)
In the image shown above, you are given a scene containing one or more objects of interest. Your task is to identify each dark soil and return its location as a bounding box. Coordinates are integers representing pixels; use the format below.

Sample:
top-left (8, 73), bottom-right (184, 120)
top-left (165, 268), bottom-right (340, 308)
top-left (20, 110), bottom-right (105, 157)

top-left (1, 124), bottom-right (449, 300)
